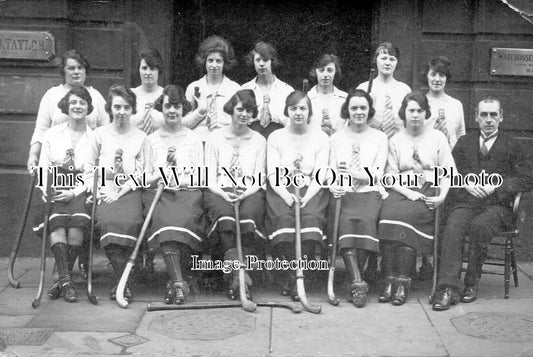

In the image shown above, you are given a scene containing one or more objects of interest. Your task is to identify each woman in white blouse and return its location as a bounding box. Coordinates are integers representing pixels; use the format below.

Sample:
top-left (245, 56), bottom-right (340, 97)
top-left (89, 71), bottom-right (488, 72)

top-left (241, 41), bottom-right (294, 138)
top-left (131, 48), bottom-right (165, 135)
top-left (27, 49), bottom-right (108, 171)
top-left (266, 90), bottom-right (330, 301)
top-left (143, 85), bottom-right (205, 305)
top-left (308, 54), bottom-right (347, 135)
top-left (33, 86), bottom-right (94, 303)
top-left (204, 89), bottom-right (266, 300)
top-left (378, 92), bottom-right (455, 306)
top-left (183, 36), bottom-right (240, 142)
top-left (328, 89), bottom-right (388, 307)
top-left (423, 56), bottom-right (466, 149)
top-left (84, 85), bottom-right (151, 303)
top-left (357, 42), bottom-right (411, 138)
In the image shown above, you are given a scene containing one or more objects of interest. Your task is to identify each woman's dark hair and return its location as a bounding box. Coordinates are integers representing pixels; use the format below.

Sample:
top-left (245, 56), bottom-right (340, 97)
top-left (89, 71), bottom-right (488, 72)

top-left (223, 89), bottom-right (258, 118)
top-left (139, 48), bottom-right (164, 71)
top-left (245, 41), bottom-right (280, 69)
top-left (154, 84), bottom-right (191, 115)
top-left (398, 91), bottom-right (431, 121)
top-left (284, 90), bottom-right (313, 124)
top-left (105, 85), bottom-right (137, 118)
top-left (373, 42), bottom-right (400, 64)
top-left (340, 89), bottom-right (375, 120)
top-left (421, 56), bottom-right (452, 84)
top-left (195, 35), bottom-right (236, 71)
top-left (57, 86), bottom-right (94, 116)
top-left (309, 54), bottom-right (342, 84)
top-left (60, 49), bottom-right (90, 77)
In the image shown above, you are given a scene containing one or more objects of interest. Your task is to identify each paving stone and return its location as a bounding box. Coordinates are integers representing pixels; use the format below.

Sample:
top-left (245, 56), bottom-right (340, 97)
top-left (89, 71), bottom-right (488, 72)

top-left (270, 301), bottom-right (446, 357)
top-left (0, 327), bottom-right (53, 346)
top-left (0, 287), bottom-right (50, 315)
top-left (0, 315), bottom-right (35, 328)
top-left (28, 299), bottom-right (145, 333)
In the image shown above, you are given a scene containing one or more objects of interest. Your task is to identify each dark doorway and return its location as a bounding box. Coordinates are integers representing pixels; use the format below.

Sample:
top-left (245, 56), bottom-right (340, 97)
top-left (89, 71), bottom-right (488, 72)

top-left (172, 0), bottom-right (374, 91)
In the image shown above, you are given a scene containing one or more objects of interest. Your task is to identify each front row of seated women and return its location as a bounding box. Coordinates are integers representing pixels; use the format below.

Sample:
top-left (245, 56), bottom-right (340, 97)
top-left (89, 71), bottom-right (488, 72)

top-left (34, 82), bottom-right (453, 308)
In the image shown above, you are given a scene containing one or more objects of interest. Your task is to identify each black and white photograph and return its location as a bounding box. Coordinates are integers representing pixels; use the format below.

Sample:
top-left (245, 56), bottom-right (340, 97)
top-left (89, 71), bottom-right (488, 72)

top-left (1, 0), bottom-right (533, 356)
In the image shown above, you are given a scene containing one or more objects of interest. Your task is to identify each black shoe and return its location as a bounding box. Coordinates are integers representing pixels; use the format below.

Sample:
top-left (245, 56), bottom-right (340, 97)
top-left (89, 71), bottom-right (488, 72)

top-left (392, 277), bottom-right (411, 306)
top-left (124, 286), bottom-right (133, 303)
top-left (79, 263), bottom-right (88, 281)
top-left (379, 276), bottom-right (394, 303)
top-left (61, 281), bottom-right (78, 303)
top-left (432, 287), bottom-right (460, 311)
top-left (461, 285), bottom-right (478, 303)
top-left (47, 280), bottom-right (61, 300)
top-left (349, 281), bottom-right (369, 308)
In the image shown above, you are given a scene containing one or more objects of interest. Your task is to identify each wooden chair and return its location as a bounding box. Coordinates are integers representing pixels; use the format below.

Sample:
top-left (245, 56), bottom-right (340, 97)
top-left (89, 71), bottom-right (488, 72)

top-left (461, 192), bottom-right (523, 299)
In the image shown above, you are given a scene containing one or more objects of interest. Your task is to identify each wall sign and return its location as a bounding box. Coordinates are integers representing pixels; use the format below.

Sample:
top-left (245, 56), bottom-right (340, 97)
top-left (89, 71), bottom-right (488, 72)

top-left (490, 48), bottom-right (533, 76)
top-left (0, 30), bottom-right (55, 61)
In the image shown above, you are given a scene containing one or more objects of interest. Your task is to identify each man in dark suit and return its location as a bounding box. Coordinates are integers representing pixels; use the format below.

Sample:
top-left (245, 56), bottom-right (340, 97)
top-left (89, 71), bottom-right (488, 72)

top-left (431, 97), bottom-right (533, 311)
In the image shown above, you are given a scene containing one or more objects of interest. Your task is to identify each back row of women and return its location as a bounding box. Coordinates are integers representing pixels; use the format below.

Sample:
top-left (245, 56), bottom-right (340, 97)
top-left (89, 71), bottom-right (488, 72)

top-left (27, 35), bottom-right (464, 308)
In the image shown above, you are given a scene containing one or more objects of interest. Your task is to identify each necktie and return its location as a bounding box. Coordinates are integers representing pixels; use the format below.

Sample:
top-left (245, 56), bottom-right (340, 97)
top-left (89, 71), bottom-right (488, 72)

top-left (434, 108), bottom-right (448, 136)
top-left (229, 146), bottom-right (242, 178)
top-left (259, 95), bottom-right (271, 128)
top-left (63, 149), bottom-right (75, 170)
top-left (142, 103), bottom-right (155, 135)
top-left (229, 146), bottom-right (244, 193)
top-left (350, 144), bottom-right (361, 192)
top-left (321, 108), bottom-right (334, 135)
top-left (381, 93), bottom-right (397, 138)
top-left (167, 146), bottom-right (177, 166)
top-left (480, 133), bottom-right (497, 156)
top-left (206, 92), bottom-right (218, 130)
top-left (412, 145), bottom-right (426, 186)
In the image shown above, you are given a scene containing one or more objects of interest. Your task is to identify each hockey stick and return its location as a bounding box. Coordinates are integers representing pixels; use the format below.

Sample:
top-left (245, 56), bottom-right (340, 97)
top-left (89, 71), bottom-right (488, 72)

top-left (116, 182), bottom-right (164, 308)
top-left (8, 173), bottom-right (36, 288)
top-left (327, 196), bottom-right (342, 306)
top-left (87, 162), bottom-right (99, 305)
top-left (147, 301), bottom-right (301, 313)
top-left (32, 170), bottom-right (52, 308)
top-left (234, 200), bottom-right (257, 312)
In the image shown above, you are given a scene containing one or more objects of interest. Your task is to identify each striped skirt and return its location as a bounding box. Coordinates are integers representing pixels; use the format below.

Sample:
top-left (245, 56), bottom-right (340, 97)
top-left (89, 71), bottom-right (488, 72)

top-left (327, 191), bottom-right (382, 253)
top-left (266, 185), bottom-right (329, 247)
top-left (204, 189), bottom-right (266, 251)
top-left (378, 187), bottom-right (437, 255)
top-left (96, 190), bottom-right (143, 248)
top-left (142, 189), bottom-right (205, 252)
top-left (32, 190), bottom-right (90, 237)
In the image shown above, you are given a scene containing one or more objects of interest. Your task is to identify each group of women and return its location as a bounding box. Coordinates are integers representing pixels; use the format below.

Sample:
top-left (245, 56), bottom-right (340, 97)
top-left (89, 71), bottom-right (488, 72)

top-left (28, 36), bottom-right (466, 308)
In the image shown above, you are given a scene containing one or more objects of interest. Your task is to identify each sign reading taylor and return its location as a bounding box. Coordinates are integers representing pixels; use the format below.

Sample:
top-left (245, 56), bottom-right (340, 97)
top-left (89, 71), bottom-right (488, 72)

top-left (0, 30), bottom-right (55, 61)
top-left (491, 48), bottom-right (533, 77)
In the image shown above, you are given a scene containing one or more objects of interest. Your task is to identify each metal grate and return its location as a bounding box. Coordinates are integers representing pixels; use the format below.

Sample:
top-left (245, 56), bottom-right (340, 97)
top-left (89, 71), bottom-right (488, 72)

top-left (452, 312), bottom-right (533, 342)
top-left (149, 310), bottom-right (256, 340)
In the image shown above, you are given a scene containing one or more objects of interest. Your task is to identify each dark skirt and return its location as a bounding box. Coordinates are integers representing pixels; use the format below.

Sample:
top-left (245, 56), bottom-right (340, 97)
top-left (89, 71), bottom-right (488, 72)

top-left (96, 190), bottom-right (143, 249)
top-left (204, 189), bottom-right (266, 250)
top-left (142, 189), bottom-right (205, 252)
top-left (32, 190), bottom-right (90, 237)
top-left (265, 185), bottom-right (329, 247)
top-left (378, 187), bottom-right (437, 255)
top-left (327, 191), bottom-right (382, 253)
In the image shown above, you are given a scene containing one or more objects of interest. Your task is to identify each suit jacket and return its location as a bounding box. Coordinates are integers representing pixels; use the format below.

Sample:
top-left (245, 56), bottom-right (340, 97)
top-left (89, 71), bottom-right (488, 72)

top-left (449, 130), bottom-right (533, 210)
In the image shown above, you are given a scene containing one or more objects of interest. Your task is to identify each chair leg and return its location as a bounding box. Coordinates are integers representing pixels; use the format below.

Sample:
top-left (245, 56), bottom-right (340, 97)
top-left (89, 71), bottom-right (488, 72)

top-left (510, 239), bottom-right (519, 288)
top-left (504, 238), bottom-right (510, 299)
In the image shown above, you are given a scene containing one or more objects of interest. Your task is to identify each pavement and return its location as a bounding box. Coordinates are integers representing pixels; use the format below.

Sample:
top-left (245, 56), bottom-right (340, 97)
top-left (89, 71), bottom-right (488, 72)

top-left (1, 255), bottom-right (533, 357)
